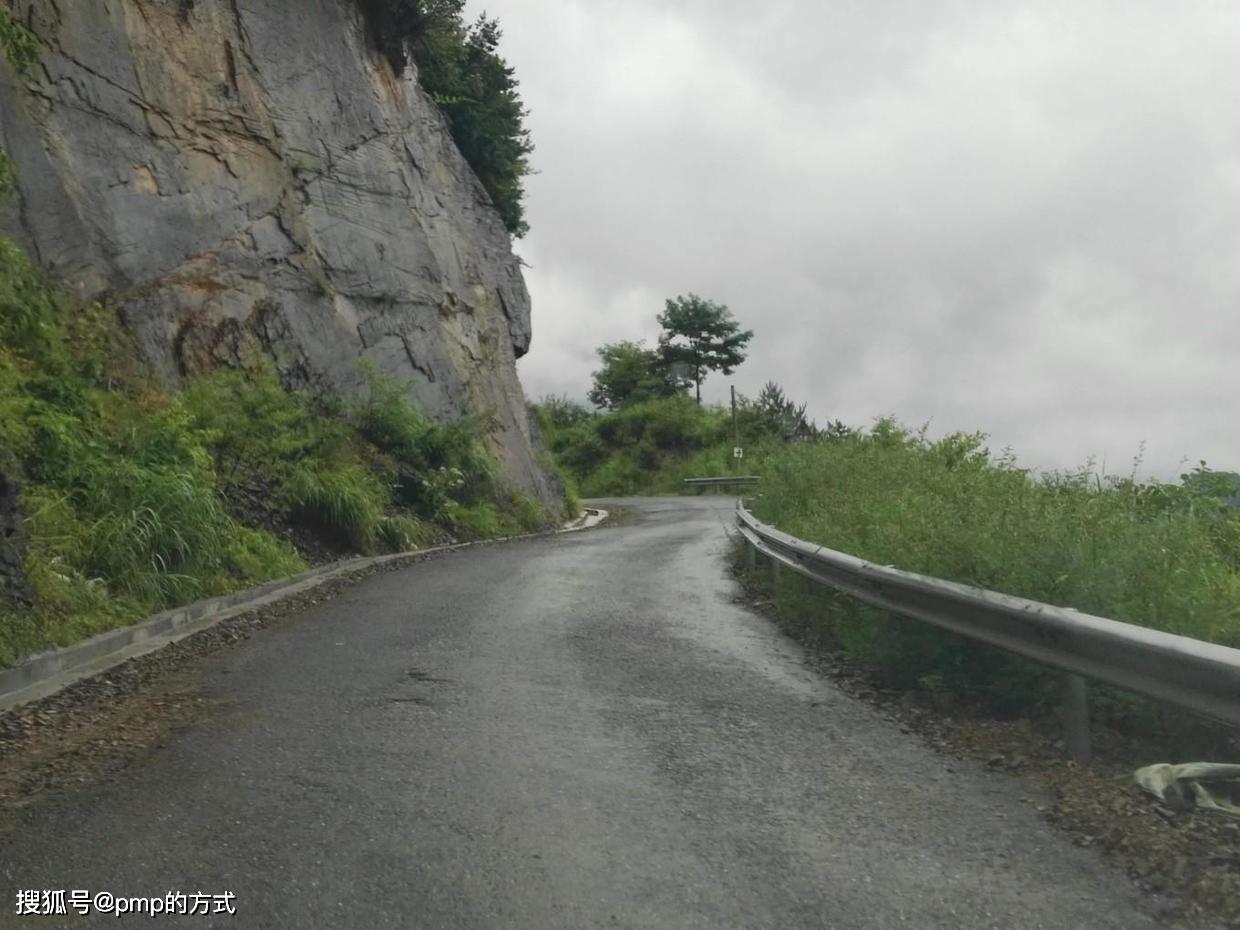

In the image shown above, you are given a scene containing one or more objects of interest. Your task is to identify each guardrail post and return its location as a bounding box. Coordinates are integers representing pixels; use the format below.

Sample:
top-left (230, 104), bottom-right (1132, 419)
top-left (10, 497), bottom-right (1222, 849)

top-left (771, 558), bottom-right (781, 595)
top-left (1062, 674), bottom-right (1091, 764)
top-left (745, 540), bottom-right (756, 571)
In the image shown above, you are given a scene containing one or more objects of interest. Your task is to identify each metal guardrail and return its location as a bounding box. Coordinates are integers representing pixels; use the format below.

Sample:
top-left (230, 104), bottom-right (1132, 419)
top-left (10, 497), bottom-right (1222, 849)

top-left (683, 476), bottom-right (761, 488)
top-left (736, 502), bottom-right (1240, 762)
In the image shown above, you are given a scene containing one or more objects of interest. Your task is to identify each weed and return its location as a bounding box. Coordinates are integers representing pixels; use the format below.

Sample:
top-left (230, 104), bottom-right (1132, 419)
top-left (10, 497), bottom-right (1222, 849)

top-left (377, 515), bottom-right (432, 552)
top-left (283, 464), bottom-right (386, 553)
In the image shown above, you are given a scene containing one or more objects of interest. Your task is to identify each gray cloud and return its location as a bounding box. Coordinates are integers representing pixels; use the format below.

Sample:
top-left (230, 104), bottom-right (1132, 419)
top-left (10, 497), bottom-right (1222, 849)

top-left (468, 0), bottom-right (1240, 479)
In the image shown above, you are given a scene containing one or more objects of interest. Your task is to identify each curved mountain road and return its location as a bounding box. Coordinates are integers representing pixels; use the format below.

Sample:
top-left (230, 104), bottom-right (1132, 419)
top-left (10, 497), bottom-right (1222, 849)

top-left (1, 497), bottom-right (1165, 928)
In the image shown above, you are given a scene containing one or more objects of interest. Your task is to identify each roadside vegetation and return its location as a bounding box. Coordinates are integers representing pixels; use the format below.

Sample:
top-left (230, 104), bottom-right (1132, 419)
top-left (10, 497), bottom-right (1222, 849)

top-left (532, 387), bottom-right (819, 497)
top-left (0, 240), bottom-right (557, 665)
top-left (531, 292), bottom-right (770, 495)
top-left (535, 296), bottom-right (1240, 731)
top-left (751, 428), bottom-right (1240, 723)
top-left (534, 294), bottom-right (819, 496)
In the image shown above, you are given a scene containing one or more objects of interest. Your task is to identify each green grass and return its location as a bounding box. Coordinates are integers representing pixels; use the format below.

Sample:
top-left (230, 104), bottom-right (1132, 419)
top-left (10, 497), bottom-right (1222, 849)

top-left (744, 422), bottom-right (1240, 717)
top-left (0, 241), bottom-right (312, 662)
top-left (753, 424), bottom-right (1240, 641)
top-left (282, 464), bottom-right (387, 552)
top-left (0, 235), bottom-right (561, 667)
top-left (377, 514), bottom-right (433, 552)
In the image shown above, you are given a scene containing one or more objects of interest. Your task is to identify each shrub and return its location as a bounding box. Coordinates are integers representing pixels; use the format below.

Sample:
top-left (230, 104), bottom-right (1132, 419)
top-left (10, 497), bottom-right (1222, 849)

top-left (0, 7), bottom-right (38, 76)
top-left (377, 514), bottom-right (431, 552)
top-left (283, 464), bottom-right (387, 552)
top-left (559, 472), bottom-right (581, 520)
top-left (181, 367), bottom-right (353, 483)
top-left (498, 491), bottom-right (549, 534)
top-left (0, 239), bottom-right (67, 369)
top-left (532, 393), bottom-right (747, 495)
top-left (579, 456), bottom-right (647, 498)
top-left (739, 381), bottom-right (818, 442)
top-left (552, 425), bottom-right (609, 477)
top-left (531, 395), bottom-right (593, 432)
top-left (444, 501), bottom-right (502, 539)
top-left (353, 363), bottom-right (498, 512)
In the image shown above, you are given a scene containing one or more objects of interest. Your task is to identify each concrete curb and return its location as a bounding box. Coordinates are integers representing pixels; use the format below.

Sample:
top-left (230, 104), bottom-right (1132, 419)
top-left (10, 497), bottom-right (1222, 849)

top-left (0, 508), bottom-right (607, 715)
top-left (561, 508), bottom-right (609, 532)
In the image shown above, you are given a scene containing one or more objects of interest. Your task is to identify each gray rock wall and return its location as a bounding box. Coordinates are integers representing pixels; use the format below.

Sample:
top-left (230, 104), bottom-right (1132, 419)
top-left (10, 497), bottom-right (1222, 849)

top-left (0, 0), bottom-right (555, 504)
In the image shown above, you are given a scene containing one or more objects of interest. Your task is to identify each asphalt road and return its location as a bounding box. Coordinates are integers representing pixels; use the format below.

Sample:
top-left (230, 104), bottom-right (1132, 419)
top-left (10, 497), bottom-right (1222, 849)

top-left (1, 497), bottom-right (1165, 928)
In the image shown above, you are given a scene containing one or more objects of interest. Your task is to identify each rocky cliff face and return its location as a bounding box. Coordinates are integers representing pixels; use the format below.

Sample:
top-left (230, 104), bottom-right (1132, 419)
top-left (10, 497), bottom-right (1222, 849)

top-left (0, 0), bottom-right (555, 503)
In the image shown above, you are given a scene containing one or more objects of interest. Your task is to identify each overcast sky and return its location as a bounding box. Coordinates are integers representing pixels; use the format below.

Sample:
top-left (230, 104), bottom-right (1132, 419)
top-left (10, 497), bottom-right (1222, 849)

top-left (467, 0), bottom-right (1239, 480)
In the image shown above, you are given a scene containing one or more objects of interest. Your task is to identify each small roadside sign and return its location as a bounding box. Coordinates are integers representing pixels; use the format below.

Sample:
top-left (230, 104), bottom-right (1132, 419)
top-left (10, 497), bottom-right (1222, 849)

top-left (733, 447), bottom-right (744, 459)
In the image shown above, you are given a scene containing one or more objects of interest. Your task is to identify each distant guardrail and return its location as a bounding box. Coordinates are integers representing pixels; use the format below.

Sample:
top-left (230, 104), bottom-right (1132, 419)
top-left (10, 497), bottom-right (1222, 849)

top-left (736, 502), bottom-right (1240, 762)
top-left (683, 476), bottom-right (761, 490)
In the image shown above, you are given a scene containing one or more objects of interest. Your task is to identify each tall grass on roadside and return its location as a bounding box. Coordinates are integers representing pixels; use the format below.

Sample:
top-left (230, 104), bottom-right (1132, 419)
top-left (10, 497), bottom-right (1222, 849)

top-left (183, 361), bottom-right (553, 550)
top-left (0, 235), bottom-right (557, 666)
top-left (0, 243), bottom-right (308, 663)
top-left (352, 360), bottom-right (499, 515)
top-left (746, 421), bottom-right (1240, 715)
top-left (283, 464), bottom-right (386, 552)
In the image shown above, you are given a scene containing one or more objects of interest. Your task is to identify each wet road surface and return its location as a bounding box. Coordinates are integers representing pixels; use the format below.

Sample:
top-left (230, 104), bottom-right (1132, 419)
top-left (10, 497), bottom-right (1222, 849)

top-left (0, 497), bottom-right (1163, 928)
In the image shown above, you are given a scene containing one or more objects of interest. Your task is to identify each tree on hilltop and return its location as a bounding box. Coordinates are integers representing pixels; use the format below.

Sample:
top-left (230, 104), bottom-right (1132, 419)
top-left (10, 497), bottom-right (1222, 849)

top-left (656, 295), bottom-right (753, 405)
top-left (753, 381), bottom-right (817, 442)
top-left (588, 341), bottom-right (677, 410)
